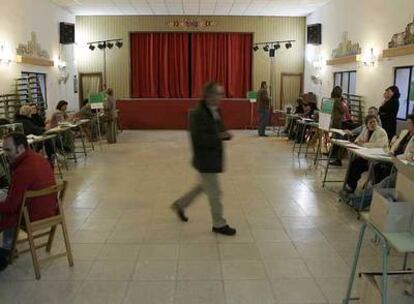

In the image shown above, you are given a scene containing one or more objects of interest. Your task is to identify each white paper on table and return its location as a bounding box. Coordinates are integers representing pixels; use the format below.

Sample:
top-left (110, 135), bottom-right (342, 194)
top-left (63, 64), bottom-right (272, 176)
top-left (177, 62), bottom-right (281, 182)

top-left (330, 128), bottom-right (347, 136)
top-left (345, 143), bottom-right (362, 149)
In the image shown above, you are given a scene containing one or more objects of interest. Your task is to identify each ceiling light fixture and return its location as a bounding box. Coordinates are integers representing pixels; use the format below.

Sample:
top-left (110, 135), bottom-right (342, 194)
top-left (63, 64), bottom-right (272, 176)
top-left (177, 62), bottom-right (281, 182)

top-left (285, 42), bottom-right (292, 49)
top-left (253, 45), bottom-right (259, 52)
top-left (106, 42), bottom-right (114, 49)
top-left (115, 40), bottom-right (123, 48)
top-left (274, 43), bottom-right (280, 50)
top-left (88, 44), bottom-right (95, 51)
top-left (263, 45), bottom-right (269, 52)
top-left (97, 42), bottom-right (106, 50)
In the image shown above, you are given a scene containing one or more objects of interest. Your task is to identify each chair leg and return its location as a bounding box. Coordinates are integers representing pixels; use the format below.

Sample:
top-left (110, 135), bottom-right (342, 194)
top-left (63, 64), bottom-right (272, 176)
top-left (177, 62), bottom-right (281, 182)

top-left (60, 222), bottom-right (74, 267)
top-left (46, 226), bottom-right (57, 252)
top-left (24, 211), bottom-right (41, 280)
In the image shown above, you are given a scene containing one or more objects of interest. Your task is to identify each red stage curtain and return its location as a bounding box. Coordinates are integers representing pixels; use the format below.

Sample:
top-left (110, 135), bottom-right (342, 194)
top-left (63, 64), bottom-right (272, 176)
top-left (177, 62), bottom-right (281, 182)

top-left (130, 33), bottom-right (189, 98)
top-left (191, 33), bottom-right (252, 98)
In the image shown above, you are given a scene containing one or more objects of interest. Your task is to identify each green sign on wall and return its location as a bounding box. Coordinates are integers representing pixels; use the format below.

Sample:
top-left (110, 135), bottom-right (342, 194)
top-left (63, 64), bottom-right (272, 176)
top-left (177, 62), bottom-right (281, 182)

top-left (89, 92), bottom-right (106, 109)
top-left (321, 98), bottom-right (334, 114)
top-left (410, 81), bottom-right (414, 101)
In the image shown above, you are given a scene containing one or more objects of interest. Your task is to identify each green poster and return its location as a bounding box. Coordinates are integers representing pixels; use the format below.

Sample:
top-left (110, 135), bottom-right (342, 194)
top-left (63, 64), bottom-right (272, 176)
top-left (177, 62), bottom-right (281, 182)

top-left (89, 92), bottom-right (105, 109)
top-left (321, 98), bottom-right (334, 114)
top-left (246, 91), bottom-right (257, 99)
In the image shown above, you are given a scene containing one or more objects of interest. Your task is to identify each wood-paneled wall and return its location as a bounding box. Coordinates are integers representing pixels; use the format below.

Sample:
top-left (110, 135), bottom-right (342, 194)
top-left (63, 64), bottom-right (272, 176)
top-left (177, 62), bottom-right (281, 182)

top-left (76, 15), bottom-right (305, 108)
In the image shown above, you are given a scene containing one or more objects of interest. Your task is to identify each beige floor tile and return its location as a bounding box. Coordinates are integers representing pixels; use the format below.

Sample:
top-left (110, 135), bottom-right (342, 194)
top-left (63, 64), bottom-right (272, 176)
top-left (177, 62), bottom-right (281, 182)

top-left (272, 278), bottom-right (327, 303)
top-left (251, 228), bottom-right (290, 242)
top-left (97, 244), bottom-right (140, 261)
top-left (86, 261), bottom-right (135, 280)
top-left (42, 259), bottom-right (93, 281)
top-left (175, 281), bottom-right (225, 304)
top-left (222, 260), bottom-right (267, 280)
top-left (294, 241), bottom-right (338, 258)
top-left (304, 255), bottom-right (350, 278)
top-left (264, 258), bottom-right (312, 280)
top-left (177, 261), bottom-right (222, 280)
top-left (123, 281), bottom-right (175, 304)
top-left (219, 243), bottom-right (261, 260)
top-left (72, 281), bottom-right (128, 304)
top-left (133, 260), bottom-right (177, 280)
top-left (70, 243), bottom-right (104, 260)
top-left (315, 278), bottom-right (358, 304)
top-left (139, 244), bottom-right (179, 261)
top-left (257, 241), bottom-right (300, 259)
top-left (179, 243), bottom-right (220, 260)
top-left (20, 281), bottom-right (82, 304)
top-left (225, 280), bottom-right (276, 304)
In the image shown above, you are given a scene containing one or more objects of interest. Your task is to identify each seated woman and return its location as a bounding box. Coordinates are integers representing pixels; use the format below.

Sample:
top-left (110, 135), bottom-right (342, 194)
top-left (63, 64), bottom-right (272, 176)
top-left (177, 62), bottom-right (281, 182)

top-left (48, 100), bottom-right (75, 153)
top-left (29, 103), bottom-right (45, 128)
top-left (14, 105), bottom-right (45, 136)
top-left (346, 114), bottom-right (414, 209)
top-left (342, 114), bottom-right (389, 194)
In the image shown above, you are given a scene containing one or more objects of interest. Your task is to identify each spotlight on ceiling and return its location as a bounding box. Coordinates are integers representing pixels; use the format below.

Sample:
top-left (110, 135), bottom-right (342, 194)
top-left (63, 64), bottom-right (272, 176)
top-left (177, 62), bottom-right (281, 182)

top-left (263, 45), bottom-right (269, 52)
top-left (97, 42), bottom-right (106, 50)
top-left (274, 43), bottom-right (280, 50)
top-left (88, 44), bottom-right (95, 51)
top-left (285, 42), bottom-right (292, 49)
top-left (115, 40), bottom-right (123, 48)
top-left (106, 42), bottom-right (114, 49)
top-left (253, 45), bottom-right (259, 52)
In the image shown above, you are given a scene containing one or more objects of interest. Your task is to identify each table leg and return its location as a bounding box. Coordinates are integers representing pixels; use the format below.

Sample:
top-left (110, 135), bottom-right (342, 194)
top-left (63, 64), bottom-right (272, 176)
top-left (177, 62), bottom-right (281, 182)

top-left (343, 223), bottom-right (367, 304)
top-left (79, 126), bottom-right (88, 157)
top-left (381, 236), bottom-right (389, 304)
top-left (313, 130), bottom-right (322, 166)
top-left (298, 124), bottom-right (307, 157)
top-left (322, 141), bottom-right (335, 188)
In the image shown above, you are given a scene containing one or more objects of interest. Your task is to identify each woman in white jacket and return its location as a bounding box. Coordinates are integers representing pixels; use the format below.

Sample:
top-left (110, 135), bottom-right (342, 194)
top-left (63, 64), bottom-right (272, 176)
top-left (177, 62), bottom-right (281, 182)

top-left (343, 114), bottom-right (389, 193)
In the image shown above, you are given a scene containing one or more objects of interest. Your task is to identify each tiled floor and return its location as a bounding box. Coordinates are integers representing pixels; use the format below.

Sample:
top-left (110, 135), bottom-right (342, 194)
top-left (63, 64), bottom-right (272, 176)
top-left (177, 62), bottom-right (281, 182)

top-left (1, 130), bottom-right (411, 303)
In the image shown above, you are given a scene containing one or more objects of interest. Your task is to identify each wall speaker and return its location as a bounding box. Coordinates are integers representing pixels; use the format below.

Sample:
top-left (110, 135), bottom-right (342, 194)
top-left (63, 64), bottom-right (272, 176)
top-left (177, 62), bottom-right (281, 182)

top-left (307, 23), bottom-right (322, 45)
top-left (269, 49), bottom-right (275, 57)
top-left (60, 22), bottom-right (75, 44)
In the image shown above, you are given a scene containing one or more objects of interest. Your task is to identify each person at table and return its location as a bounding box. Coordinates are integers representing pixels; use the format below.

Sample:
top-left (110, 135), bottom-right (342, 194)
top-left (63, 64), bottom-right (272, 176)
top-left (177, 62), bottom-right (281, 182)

top-left (329, 86), bottom-right (348, 166)
top-left (14, 105), bottom-right (45, 136)
top-left (342, 114), bottom-right (389, 194)
top-left (294, 97), bottom-right (305, 114)
top-left (379, 85), bottom-right (400, 141)
top-left (49, 100), bottom-right (70, 128)
top-left (256, 81), bottom-right (270, 137)
top-left (0, 133), bottom-right (56, 265)
top-left (346, 114), bottom-right (414, 208)
top-left (29, 103), bottom-right (45, 128)
top-left (48, 100), bottom-right (75, 153)
top-left (344, 106), bottom-right (379, 137)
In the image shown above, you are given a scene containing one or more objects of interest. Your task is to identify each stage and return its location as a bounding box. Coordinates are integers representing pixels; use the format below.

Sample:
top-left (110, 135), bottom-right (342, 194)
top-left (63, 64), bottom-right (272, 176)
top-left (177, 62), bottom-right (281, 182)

top-left (117, 98), bottom-right (257, 129)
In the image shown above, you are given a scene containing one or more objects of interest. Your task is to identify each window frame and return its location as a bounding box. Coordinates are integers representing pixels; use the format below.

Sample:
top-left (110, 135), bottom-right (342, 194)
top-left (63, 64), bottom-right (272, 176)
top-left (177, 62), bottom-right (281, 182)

top-left (393, 66), bottom-right (413, 121)
top-left (21, 71), bottom-right (48, 109)
top-left (333, 70), bottom-right (357, 95)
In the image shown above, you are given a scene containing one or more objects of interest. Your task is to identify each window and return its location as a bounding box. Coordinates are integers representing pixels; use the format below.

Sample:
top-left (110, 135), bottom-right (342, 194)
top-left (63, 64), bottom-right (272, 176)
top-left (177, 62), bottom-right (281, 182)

top-left (21, 71), bottom-right (47, 109)
top-left (394, 66), bottom-right (414, 120)
top-left (333, 71), bottom-right (357, 95)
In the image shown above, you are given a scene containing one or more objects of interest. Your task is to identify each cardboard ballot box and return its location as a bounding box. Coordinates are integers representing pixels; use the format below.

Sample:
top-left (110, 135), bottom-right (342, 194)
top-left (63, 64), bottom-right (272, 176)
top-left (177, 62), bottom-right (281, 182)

top-left (369, 188), bottom-right (414, 233)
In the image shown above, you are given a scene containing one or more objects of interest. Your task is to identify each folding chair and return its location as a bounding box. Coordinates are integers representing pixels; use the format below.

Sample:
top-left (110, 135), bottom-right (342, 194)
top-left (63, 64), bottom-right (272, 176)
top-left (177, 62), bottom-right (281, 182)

top-left (8, 181), bottom-right (74, 279)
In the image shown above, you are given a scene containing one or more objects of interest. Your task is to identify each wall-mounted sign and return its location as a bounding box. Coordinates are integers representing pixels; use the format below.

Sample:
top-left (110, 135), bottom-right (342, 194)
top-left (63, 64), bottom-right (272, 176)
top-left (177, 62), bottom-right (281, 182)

top-left (388, 16), bottom-right (414, 48)
top-left (168, 18), bottom-right (216, 29)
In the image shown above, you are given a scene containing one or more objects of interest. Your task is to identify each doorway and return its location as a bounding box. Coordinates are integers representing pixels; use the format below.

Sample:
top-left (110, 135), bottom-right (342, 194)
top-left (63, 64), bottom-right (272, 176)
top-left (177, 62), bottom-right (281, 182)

top-left (280, 73), bottom-right (303, 110)
top-left (79, 72), bottom-right (103, 108)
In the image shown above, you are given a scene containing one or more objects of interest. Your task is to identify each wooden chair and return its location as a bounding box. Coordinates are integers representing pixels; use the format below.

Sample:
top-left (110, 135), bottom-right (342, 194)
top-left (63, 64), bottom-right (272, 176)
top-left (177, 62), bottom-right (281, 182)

top-left (8, 181), bottom-right (74, 279)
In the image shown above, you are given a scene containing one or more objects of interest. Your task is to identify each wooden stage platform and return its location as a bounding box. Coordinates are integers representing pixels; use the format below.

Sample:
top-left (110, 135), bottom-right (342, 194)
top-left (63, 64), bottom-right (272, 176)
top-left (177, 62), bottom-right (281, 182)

top-left (117, 98), bottom-right (257, 129)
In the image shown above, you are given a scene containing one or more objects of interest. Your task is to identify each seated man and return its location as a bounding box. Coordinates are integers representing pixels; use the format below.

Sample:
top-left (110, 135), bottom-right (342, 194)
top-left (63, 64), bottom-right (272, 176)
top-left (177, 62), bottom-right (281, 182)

top-left (0, 133), bottom-right (56, 267)
top-left (341, 114), bottom-right (389, 196)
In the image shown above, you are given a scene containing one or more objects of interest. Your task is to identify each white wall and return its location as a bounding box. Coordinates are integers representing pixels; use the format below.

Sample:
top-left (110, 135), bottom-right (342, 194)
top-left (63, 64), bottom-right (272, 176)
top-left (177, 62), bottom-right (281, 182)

top-left (0, 0), bottom-right (78, 116)
top-left (305, 0), bottom-right (414, 113)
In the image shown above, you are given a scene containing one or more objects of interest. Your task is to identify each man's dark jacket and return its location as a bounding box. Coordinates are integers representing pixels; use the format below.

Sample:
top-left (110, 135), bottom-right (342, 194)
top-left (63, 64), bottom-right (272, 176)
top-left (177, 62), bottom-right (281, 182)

top-left (190, 101), bottom-right (225, 173)
top-left (14, 114), bottom-right (44, 136)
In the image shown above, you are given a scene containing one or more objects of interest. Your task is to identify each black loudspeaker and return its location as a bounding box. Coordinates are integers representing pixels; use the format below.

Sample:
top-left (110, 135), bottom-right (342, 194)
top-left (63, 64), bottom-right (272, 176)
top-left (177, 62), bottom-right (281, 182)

top-left (60, 22), bottom-right (75, 44)
top-left (307, 23), bottom-right (322, 45)
top-left (269, 49), bottom-right (275, 57)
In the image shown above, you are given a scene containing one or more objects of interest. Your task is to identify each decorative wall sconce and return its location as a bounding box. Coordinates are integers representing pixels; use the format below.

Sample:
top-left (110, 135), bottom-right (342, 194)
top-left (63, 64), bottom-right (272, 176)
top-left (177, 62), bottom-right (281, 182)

top-left (0, 42), bottom-right (13, 64)
top-left (361, 48), bottom-right (377, 67)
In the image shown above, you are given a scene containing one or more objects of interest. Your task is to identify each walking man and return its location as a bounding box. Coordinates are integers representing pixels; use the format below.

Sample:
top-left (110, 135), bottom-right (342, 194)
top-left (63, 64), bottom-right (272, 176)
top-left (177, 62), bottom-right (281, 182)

top-left (171, 82), bottom-right (236, 236)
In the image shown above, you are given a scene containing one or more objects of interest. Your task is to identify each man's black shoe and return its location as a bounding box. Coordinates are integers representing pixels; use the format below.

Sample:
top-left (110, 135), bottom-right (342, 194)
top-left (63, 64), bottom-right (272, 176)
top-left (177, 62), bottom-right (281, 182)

top-left (170, 202), bottom-right (188, 222)
top-left (212, 225), bottom-right (237, 236)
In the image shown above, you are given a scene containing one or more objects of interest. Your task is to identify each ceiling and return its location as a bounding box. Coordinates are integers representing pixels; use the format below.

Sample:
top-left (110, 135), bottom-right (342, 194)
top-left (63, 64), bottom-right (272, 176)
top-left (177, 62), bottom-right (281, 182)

top-left (51, 0), bottom-right (330, 17)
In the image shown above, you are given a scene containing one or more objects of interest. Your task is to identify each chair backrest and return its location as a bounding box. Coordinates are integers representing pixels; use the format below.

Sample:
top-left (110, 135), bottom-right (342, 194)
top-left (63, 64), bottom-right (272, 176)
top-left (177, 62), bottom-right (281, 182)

top-left (21, 181), bottom-right (68, 220)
